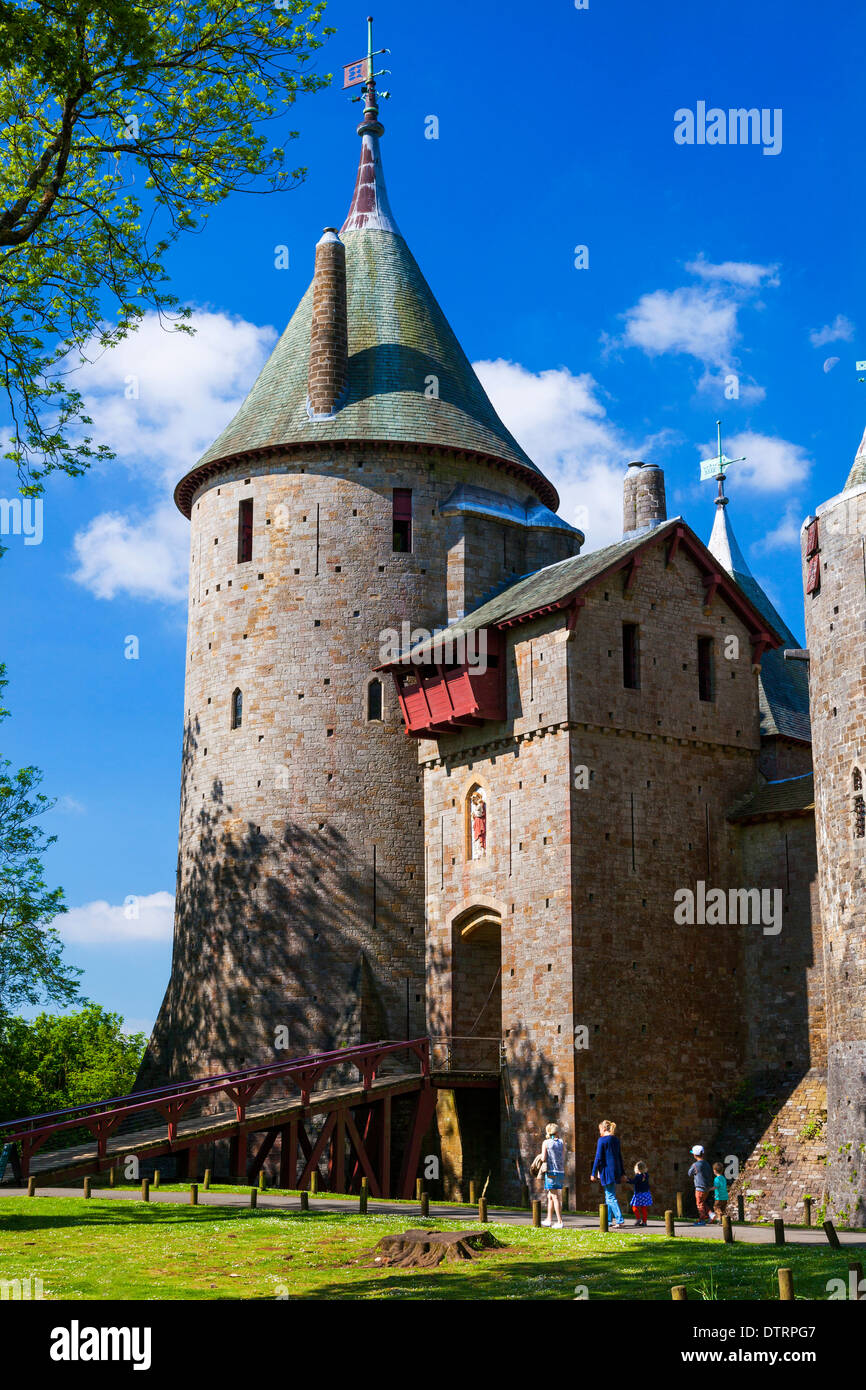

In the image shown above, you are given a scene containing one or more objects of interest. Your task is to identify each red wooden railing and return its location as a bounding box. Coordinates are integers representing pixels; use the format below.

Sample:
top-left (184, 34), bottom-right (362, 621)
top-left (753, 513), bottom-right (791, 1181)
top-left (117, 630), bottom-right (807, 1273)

top-left (0, 1038), bottom-right (430, 1180)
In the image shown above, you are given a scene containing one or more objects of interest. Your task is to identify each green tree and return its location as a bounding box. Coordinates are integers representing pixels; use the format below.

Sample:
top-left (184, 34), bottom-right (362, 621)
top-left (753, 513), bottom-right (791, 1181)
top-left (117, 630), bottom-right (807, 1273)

top-left (0, 663), bottom-right (79, 1024)
top-left (0, 1004), bottom-right (146, 1121)
top-left (0, 0), bottom-right (332, 494)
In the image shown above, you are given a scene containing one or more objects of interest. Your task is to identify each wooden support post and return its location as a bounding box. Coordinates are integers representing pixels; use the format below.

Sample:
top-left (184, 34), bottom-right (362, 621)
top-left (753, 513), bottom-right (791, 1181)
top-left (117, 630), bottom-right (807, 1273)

top-left (532, 1200), bottom-right (541, 1228)
top-left (416, 1177), bottom-right (423, 1200)
top-left (381, 1094), bottom-right (392, 1199)
top-left (774, 1218), bottom-right (785, 1245)
top-left (109, 1167), bottom-right (116, 1188)
top-left (141, 1179), bottom-right (150, 1202)
top-left (737, 1194), bottom-right (745, 1222)
top-left (27, 1177), bottom-right (36, 1197)
top-left (153, 1170), bottom-right (160, 1190)
top-left (778, 1268), bottom-right (794, 1301)
top-left (279, 1121), bottom-right (297, 1190)
top-left (190, 1184), bottom-right (198, 1206)
top-left (469, 1178), bottom-right (477, 1205)
top-left (258, 1171), bottom-right (265, 1191)
top-left (599, 1203), bottom-right (608, 1233)
top-left (359, 1186), bottom-right (368, 1215)
top-left (722, 1215), bottom-right (734, 1243)
top-left (420, 1192), bottom-right (429, 1217)
top-left (84, 1176), bottom-right (92, 1199)
top-left (823, 1219), bottom-right (841, 1249)
top-left (672, 1285), bottom-right (688, 1301)
top-left (310, 1170), bottom-right (319, 1195)
top-left (803, 1196), bottom-right (812, 1226)
top-left (203, 1168), bottom-right (211, 1191)
top-left (250, 1188), bottom-right (257, 1208)
top-left (335, 1110), bottom-right (346, 1193)
top-left (300, 1190), bottom-right (309, 1212)
top-left (479, 1197), bottom-right (488, 1224)
top-left (665, 1210), bottom-right (675, 1237)
top-left (676, 1190), bottom-right (684, 1218)
top-left (849, 1262), bottom-right (864, 1301)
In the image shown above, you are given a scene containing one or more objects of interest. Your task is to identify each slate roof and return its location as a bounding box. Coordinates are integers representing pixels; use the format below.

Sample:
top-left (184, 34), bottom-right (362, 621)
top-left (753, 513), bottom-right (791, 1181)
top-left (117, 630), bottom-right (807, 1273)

top-left (381, 516), bottom-right (781, 667)
top-left (844, 423), bottom-right (866, 491)
top-left (728, 773), bottom-right (815, 822)
top-left (708, 499), bottom-right (811, 743)
top-left (175, 128), bottom-right (557, 516)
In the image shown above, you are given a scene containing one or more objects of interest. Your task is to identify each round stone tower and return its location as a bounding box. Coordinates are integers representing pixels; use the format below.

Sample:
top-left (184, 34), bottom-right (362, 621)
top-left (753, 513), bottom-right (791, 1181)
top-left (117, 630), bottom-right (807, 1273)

top-left (801, 423), bottom-right (866, 1225)
top-left (141, 74), bottom-right (571, 1081)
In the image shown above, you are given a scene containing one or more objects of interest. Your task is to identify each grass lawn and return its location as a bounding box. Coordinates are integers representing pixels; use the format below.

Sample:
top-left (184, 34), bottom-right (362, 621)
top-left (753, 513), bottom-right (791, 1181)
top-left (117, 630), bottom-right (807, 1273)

top-left (0, 1197), bottom-right (854, 1300)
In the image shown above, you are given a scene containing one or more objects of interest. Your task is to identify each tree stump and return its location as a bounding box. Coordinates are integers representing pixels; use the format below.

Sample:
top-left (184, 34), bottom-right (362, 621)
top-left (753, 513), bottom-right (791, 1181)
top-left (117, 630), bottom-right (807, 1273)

top-left (372, 1228), bottom-right (502, 1269)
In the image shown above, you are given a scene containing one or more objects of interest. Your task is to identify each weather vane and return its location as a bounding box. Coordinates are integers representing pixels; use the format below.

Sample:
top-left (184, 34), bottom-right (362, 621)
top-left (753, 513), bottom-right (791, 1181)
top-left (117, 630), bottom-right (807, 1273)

top-left (700, 419), bottom-right (745, 503)
top-left (343, 16), bottom-right (391, 103)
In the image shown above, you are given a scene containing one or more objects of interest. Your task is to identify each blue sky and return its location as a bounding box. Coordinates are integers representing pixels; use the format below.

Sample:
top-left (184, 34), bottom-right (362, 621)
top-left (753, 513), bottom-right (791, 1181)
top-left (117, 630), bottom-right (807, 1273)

top-left (1, 0), bottom-right (863, 1036)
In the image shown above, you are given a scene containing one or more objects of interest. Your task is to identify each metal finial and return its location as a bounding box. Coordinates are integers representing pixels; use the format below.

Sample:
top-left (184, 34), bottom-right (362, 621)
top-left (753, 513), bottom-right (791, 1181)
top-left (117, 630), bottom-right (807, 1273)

top-left (700, 419), bottom-right (746, 503)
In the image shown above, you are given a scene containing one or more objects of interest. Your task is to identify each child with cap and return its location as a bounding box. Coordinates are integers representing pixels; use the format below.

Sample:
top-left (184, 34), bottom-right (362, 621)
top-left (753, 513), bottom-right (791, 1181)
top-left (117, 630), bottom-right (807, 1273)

top-left (688, 1144), bottom-right (714, 1225)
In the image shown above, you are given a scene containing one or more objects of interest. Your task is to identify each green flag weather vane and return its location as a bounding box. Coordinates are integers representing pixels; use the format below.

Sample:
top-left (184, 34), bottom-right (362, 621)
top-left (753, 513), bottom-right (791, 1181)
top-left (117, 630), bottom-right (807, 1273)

top-left (700, 419), bottom-right (746, 486)
top-left (343, 16), bottom-right (390, 99)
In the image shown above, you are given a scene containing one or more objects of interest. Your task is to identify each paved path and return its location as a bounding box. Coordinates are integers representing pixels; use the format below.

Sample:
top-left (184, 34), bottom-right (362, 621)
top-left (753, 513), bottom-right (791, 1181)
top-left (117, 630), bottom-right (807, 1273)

top-left (2, 1185), bottom-right (863, 1247)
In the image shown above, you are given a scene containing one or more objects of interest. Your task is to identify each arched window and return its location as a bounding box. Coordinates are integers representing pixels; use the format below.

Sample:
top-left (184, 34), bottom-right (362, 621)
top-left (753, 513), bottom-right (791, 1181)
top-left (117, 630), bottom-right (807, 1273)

top-left (854, 768), bottom-right (865, 839)
top-left (853, 767), bottom-right (862, 791)
top-left (231, 688), bottom-right (243, 730)
top-left (367, 678), bottom-right (383, 721)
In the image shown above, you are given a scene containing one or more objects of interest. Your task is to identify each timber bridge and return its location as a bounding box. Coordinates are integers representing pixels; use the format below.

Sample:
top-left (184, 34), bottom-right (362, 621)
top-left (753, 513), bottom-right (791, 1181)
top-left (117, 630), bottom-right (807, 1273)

top-left (0, 1038), bottom-right (501, 1199)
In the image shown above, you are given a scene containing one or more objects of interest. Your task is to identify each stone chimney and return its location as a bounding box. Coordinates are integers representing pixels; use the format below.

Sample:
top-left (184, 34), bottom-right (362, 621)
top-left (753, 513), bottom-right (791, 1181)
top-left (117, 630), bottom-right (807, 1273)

top-left (307, 227), bottom-right (348, 420)
top-left (623, 461), bottom-right (666, 538)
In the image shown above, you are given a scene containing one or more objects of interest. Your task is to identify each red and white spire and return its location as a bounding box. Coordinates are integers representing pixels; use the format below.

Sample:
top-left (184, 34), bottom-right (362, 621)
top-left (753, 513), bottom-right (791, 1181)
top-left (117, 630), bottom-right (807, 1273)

top-left (340, 17), bottom-right (400, 236)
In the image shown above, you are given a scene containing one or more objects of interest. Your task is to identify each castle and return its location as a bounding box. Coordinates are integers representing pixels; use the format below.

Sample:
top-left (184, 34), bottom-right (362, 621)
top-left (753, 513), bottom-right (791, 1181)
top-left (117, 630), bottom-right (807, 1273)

top-left (141, 68), bottom-right (864, 1224)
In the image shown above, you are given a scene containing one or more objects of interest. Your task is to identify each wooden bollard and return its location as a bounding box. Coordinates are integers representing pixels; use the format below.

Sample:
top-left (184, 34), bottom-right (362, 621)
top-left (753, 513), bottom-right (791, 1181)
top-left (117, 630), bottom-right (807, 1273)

top-left (203, 1168), bottom-right (211, 1191)
top-left (665, 1209), bottom-right (675, 1237)
top-left (109, 1167), bottom-right (117, 1189)
top-left (532, 1199), bottom-right (541, 1228)
top-left (27, 1177), bottom-right (36, 1197)
top-left (599, 1203), bottom-right (608, 1233)
top-left (778, 1267), bottom-right (794, 1301)
top-left (250, 1188), bottom-right (257, 1208)
top-left (300, 1190), bottom-right (309, 1212)
top-left (258, 1171), bottom-right (265, 1191)
top-left (737, 1194), bottom-right (745, 1222)
top-left (479, 1197), bottom-right (488, 1224)
top-left (153, 1170), bottom-right (160, 1190)
top-left (849, 1261), bottom-right (864, 1301)
top-left (803, 1196), bottom-right (812, 1227)
top-left (420, 1192), bottom-right (429, 1217)
top-left (672, 1285), bottom-right (688, 1300)
top-left (676, 1190), bottom-right (684, 1218)
top-left (469, 1179), bottom-right (477, 1205)
top-left (359, 1187), bottom-right (368, 1214)
top-left (190, 1184), bottom-right (198, 1205)
top-left (310, 1171), bottom-right (318, 1195)
top-left (141, 1179), bottom-right (150, 1202)
top-left (823, 1219), bottom-right (841, 1250)
top-left (521, 1183), bottom-right (529, 1208)
top-left (774, 1218), bottom-right (785, 1245)
top-left (83, 1176), bottom-right (92, 1199)
top-left (416, 1177), bottom-right (423, 1200)
top-left (722, 1214), bottom-right (734, 1244)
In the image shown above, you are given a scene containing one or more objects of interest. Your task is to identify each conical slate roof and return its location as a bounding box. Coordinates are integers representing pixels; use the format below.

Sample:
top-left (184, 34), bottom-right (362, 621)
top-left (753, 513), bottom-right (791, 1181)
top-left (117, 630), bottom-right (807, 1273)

top-left (844, 423), bottom-right (866, 491)
top-left (175, 116), bottom-right (556, 516)
top-left (708, 497), bottom-right (811, 742)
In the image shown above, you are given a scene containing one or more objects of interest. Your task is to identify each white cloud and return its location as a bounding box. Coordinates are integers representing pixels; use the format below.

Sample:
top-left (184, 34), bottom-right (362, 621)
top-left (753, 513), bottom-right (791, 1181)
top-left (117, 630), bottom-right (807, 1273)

top-left (809, 315), bottom-right (855, 348)
top-left (697, 431), bottom-right (811, 495)
top-left (69, 309), bottom-right (275, 604)
top-left (70, 502), bottom-right (189, 602)
top-left (55, 795), bottom-right (86, 815)
top-left (685, 256), bottom-right (779, 289)
top-left (753, 501), bottom-right (804, 554)
top-left (75, 311), bottom-right (276, 488)
top-left (621, 286), bottom-right (739, 365)
top-left (473, 359), bottom-right (635, 548)
top-left (59, 890), bottom-right (175, 945)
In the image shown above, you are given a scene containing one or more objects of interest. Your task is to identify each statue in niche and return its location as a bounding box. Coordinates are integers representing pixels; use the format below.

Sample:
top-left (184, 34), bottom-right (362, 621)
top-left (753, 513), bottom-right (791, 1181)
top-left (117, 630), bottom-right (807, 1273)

top-left (470, 789), bottom-right (487, 858)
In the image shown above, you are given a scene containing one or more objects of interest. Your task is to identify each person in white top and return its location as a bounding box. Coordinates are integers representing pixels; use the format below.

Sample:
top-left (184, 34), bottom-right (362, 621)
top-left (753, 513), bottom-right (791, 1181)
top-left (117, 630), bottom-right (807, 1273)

top-left (541, 1122), bottom-right (566, 1228)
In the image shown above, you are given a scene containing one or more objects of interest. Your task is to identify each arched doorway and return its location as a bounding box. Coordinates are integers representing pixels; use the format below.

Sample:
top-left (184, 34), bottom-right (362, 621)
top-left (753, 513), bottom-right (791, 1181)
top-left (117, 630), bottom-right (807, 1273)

top-left (451, 904), bottom-right (502, 1073)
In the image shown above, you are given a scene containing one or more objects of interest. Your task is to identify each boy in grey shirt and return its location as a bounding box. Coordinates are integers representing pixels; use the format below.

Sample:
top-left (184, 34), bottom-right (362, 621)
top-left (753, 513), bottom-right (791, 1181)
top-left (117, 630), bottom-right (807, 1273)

top-left (688, 1144), bottom-right (713, 1225)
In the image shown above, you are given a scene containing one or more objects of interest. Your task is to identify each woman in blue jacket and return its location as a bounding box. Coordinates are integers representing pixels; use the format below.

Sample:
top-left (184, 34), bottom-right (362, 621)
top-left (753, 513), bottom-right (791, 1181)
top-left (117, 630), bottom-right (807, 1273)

top-left (590, 1119), bottom-right (625, 1228)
